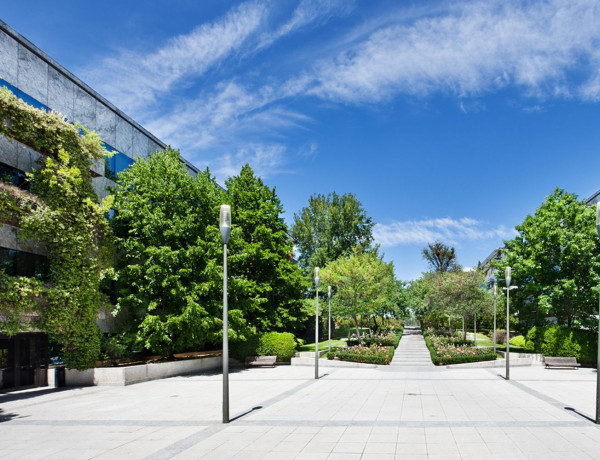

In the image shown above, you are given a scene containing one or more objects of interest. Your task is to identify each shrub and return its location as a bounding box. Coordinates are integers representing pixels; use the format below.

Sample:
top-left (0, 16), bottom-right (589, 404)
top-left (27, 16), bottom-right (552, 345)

top-left (347, 329), bottom-right (403, 348)
top-left (525, 326), bottom-right (544, 353)
top-left (509, 335), bottom-right (526, 348)
top-left (256, 332), bottom-right (297, 361)
top-left (495, 329), bottom-right (507, 345)
top-left (230, 334), bottom-right (260, 361)
top-left (329, 344), bottom-right (394, 365)
top-left (541, 326), bottom-right (597, 364)
top-left (424, 335), bottom-right (496, 365)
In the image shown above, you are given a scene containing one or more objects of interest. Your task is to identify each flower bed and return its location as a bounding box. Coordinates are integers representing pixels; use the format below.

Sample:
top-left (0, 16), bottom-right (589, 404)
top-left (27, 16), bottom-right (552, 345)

top-left (347, 329), bottom-right (403, 347)
top-left (425, 335), bottom-right (496, 365)
top-left (327, 344), bottom-right (395, 365)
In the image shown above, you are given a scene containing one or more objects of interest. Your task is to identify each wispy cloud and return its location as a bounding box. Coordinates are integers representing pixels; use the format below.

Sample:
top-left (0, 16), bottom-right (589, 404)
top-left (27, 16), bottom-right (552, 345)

top-left (306, 0), bottom-right (600, 104)
top-left (83, 1), bottom-right (267, 111)
top-left (210, 143), bottom-right (288, 182)
top-left (374, 217), bottom-right (516, 247)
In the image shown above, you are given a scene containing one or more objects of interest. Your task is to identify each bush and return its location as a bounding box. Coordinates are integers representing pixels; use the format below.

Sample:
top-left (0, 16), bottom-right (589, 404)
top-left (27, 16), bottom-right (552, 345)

top-left (256, 332), bottom-right (297, 361)
top-left (348, 329), bottom-right (403, 347)
top-left (509, 335), bottom-right (526, 348)
top-left (424, 335), bottom-right (496, 365)
top-left (523, 326), bottom-right (597, 364)
top-left (230, 334), bottom-right (260, 361)
top-left (329, 345), bottom-right (394, 365)
top-left (495, 329), bottom-right (507, 345)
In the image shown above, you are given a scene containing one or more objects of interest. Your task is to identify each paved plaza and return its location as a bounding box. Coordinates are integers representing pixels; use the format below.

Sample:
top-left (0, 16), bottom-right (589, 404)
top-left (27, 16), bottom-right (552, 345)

top-left (2, 334), bottom-right (600, 459)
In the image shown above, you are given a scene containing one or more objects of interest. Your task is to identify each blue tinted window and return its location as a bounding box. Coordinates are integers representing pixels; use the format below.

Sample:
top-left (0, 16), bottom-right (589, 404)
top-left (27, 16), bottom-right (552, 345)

top-left (0, 162), bottom-right (29, 190)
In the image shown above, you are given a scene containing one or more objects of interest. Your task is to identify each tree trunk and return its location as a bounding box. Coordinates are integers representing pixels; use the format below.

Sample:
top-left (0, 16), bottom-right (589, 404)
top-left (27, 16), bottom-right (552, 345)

top-left (352, 314), bottom-right (361, 344)
top-left (450, 317), bottom-right (453, 336)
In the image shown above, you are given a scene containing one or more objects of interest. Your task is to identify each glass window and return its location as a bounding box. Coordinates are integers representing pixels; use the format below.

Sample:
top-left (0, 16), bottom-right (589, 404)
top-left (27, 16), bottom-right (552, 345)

top-left (0, 162), bottom-right (29, 190)
top-left (0, 248), bottom-right (48, 280)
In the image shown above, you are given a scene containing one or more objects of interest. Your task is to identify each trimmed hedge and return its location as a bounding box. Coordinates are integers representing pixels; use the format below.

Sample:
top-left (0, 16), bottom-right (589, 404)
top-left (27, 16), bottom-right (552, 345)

top-left (328, 344), bottom-right (395, 365)
top-left (347, 329), bottom-right (404, 347)
top-left (526, 326), bottom-right (597, 364)
top-left (256, 332), bottom-right (297, 361)
top-left (424, 335), bottom-right (496, 365)
top-left (230, 331), bottom-right (298, 362)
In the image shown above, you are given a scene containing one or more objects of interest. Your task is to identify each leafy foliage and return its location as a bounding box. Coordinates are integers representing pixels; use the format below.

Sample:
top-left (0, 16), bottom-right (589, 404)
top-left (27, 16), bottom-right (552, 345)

top-left (422, 241), bottom-right (458, 272)
top-left (111, 155), bottom-right (308, 357)
top-left (328, 344), bottom-right (395, 365)
top-left (0, 87), bottom-right (112, 369)
top-left (256, 332), bottom-right (297, 361)
top-left (291, 192), bottom-right (374, 275)
top-left (495, 189), bottom-right (600, 330)
top-left (225, 165), bottom-right (309, 335)
top-left (320, 249), bottom-right (396, 342)
top-left (525, 325), bottom-right (597, 364)
top-left (111, 148), bottom-right (227, 357)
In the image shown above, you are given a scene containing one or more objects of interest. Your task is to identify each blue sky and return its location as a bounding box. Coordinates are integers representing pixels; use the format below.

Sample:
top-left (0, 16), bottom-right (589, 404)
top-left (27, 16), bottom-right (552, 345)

top-left (4, 0), bottom-right (600, 280)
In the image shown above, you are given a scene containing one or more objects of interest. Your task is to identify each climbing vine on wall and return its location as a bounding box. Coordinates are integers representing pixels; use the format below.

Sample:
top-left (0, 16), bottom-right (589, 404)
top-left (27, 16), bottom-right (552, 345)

top-left (0, 87), bottom-right (113, 369)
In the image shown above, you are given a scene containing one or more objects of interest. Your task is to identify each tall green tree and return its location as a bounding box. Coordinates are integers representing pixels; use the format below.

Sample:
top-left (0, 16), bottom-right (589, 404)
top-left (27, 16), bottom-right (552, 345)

top-left (320, 249), bottom-right (395, 342)
top-left (225, 165), bottom-right (309, 334)
top-left (111, 148), bottom-right (228, 357)
top-left (291, 192), bottom-right (374, 275)
top-left (427, 270), bottom-right (493, 335)
top-left (422, 241), bottom-right (458, 272)
top-left (496, 188), bottom-right (600, 330)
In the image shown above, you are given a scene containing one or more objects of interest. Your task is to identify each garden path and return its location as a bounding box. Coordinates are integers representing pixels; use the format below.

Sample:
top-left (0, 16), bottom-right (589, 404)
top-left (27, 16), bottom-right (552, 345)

top-left (390, 327), bottom-right (434, 367)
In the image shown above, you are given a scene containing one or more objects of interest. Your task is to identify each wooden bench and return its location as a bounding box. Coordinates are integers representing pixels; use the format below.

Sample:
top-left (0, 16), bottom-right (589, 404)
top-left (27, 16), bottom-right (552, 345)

top-left (245, 355), bottom-right (276, 367)
top-left (544, 356), bottom-right (580, 369)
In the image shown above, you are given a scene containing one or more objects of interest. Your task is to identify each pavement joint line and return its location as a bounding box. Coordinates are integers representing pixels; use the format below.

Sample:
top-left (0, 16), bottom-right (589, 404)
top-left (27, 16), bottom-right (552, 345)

top-left (487, 368), bottom-right (599, 425)
top-left (144, 426), bottom-right (219, 460)
top-left (141, 368), bottom-right (340, 459)
top-left (230, 419), bottom-right (592, 428)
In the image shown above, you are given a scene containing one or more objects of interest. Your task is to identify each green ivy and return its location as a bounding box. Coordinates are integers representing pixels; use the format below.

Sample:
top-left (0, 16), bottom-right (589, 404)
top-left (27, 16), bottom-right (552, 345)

top-left (0, 87), bottom-right (113, 370)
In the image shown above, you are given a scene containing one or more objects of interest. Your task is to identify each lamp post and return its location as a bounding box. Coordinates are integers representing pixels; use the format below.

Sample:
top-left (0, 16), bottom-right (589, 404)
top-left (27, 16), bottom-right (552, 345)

top-left (492, 277), bottom-right (497, 356)
top-left (504, 266), bottom-right (517, 381)
top-left (595, 203), bottom-right (600, 424)
top-left (328, 286), bottom-right (332, 353)
top-left (219, 204), bottom-right (231, 423)
top-left (314, 267), bottom-right (320, 380)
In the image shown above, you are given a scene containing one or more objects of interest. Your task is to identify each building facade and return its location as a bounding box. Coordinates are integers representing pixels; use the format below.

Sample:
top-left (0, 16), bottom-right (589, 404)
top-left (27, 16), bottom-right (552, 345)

top-left (0, 20), bottom-right (197, 391)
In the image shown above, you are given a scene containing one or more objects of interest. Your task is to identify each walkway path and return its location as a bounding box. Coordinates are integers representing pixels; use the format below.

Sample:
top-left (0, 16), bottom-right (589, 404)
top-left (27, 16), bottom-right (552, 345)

top-left (390, 327), bottom-right (434, 368)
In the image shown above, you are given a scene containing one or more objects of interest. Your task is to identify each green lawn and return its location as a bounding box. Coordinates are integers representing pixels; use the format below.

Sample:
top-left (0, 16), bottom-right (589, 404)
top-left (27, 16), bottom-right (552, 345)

top-left (464, 332), bottom-right (494, 347)
top-left (298, 339), bottom-right (347, 352)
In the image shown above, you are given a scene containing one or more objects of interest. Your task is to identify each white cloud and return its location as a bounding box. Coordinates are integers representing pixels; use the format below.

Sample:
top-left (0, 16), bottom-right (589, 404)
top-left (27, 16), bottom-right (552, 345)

top-left (83, 1), bottom-right (268, 111)
top-left (211, 143), bottom-right (288, 183)
top-left (374, 217), bottom-right (515, 247)
top-left (306, 0), bottom-right (600, 104)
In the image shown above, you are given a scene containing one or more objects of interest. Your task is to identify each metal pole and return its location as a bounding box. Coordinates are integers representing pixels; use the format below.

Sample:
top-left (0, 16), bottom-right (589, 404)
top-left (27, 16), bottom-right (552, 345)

top-left (493, 283), bottom-right (497, 355)
top-left (474, 313), bottom-right (477, 347)
top-left (315, 286), bottom-right (319, 380)
top-left (328, 292), bottom-right (331, 353)
top-left (506, 286), bottom-right (510, 381)
top-left (223, 242), bottom-right (229, 423)
top-left (596, 279), bottom-right (600, 424)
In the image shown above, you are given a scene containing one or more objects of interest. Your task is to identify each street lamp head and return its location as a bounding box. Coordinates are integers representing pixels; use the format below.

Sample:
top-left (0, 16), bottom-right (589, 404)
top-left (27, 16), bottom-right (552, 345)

top-left (328, 285), bottom-right (331, 298)
top-left (314, 267), bottom-right (320, 288)
top-left (505, 266), bottom-right (512, 288)
top-left (596, 202), bottom-right (600, 239)
top-left (220, 205), bottom-right (231, 244)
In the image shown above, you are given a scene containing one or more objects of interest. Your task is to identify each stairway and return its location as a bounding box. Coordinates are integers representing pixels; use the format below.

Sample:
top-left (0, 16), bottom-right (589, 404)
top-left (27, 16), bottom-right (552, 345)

top-left (390, 327), bottom-right (434, 367)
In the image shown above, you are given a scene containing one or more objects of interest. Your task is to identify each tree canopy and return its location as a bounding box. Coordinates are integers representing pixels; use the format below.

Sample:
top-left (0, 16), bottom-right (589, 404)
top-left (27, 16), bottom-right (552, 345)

top-left (495, 188), bottom-right (600, 330)
top-left (320, 249), bottom-right (395, 341)
top-left (291, 192), bottom-right (374, 275)
top-left (111, 153), bottom-right (309, 357)
top-left (422, 241), bottom-right (458, 273)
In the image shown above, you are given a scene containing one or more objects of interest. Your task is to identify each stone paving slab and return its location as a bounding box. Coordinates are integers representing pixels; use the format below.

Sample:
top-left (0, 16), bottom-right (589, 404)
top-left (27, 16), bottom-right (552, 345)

top-left (2, 361), bottom-right (600, 459)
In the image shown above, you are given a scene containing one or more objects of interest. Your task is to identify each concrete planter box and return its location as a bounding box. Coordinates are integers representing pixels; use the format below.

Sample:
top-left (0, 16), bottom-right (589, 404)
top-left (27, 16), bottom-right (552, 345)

top-left (497, 351), bottom-right (544, 364)
top-left (63, 356), bottom-right (225, 386)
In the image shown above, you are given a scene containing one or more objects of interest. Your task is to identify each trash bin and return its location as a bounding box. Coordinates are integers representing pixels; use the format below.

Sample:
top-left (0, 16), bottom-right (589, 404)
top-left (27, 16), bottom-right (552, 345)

top-left (55, 367), bottom-right (65, 387)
